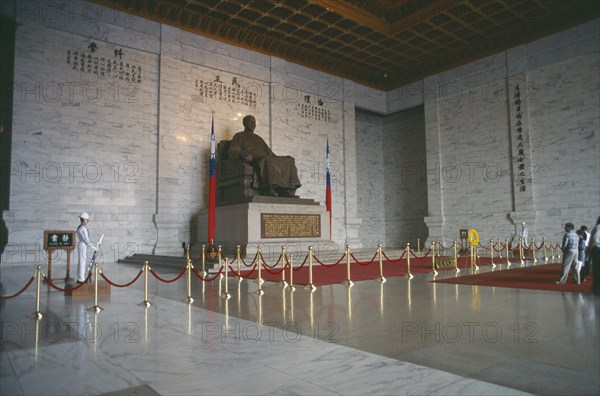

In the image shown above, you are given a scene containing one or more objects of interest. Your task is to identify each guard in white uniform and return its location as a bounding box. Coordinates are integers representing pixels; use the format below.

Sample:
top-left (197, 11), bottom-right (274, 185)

top-left (76, 212), bottom-right (96, 283)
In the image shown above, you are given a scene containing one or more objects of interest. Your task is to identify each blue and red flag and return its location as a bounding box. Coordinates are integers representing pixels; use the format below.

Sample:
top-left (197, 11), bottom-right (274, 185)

top-left (326, 139), bottom-right (332, 238)
top-left (208, 112), bottom-right (216, 245)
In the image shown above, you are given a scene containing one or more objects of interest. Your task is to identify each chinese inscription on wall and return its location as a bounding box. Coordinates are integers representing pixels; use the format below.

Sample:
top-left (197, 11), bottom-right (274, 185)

top-left (195, 76), bottom-right (257, 108)
top-left (296, 94), bottom-right (333, 123)
top-left (513, 84), bottom-right (526, 192)
top-left (66, 42), bottom-right (143, 84)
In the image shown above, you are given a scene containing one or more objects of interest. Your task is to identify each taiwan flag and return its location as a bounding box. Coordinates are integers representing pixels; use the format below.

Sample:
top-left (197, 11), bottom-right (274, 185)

top-left (208, 112), bottom-right (216, 245)
top-left (326, 139), bottom-right (332, 239)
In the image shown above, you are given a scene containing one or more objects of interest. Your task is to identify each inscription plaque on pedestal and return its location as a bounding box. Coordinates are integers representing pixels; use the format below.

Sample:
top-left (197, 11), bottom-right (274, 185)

top-left (261, 213), bottom-right (320, 238)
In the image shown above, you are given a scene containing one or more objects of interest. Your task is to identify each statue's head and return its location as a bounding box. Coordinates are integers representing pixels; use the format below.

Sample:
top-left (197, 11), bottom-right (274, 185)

top-left (242, 115), bottom-right (256, 132)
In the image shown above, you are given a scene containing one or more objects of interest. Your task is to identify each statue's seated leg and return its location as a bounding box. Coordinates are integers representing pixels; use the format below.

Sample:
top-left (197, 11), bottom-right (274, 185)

top-left (265, 186), bottom-right (278, 196)
top-left (278, 188), bottom-right (298, 198)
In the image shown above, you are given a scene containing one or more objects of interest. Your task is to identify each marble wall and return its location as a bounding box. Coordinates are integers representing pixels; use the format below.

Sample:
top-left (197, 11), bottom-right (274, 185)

top-left (1, 0), bottom-right (363, 265)
top-left (2, 1), bottom-right (598, 265)
top-left (418, 19), bottom-right (600, 245)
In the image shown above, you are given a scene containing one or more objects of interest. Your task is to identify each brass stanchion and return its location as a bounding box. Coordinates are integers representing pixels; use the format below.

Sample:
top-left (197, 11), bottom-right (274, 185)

top-left (417, 238), bottom-right (421, 252)
top-left (88, 263), bottom-right (104, 313)
top-left (185, 256), bottom-right (194, 304)
top-left (305, 246), bottom-right (316, 292)
top-left (138, 261), bottom-right (152, 308)
top-left (505, 238), bottom-right (511, 267)
top-left (543, 238), bottom-right (548, 262)
top-left (519, 238), bottom-right (524, 265)
top-left (236, 245), bottom-right (242, 284)
top-left (551, 243), bottom-right (555, 260)
top-left (30, 266), bottom-right (43, 320)
top-left (490, 240), bottom-right (496, 268)
top-left (221, 256), bottom-right (231, 300)
top-left (453, 240), bottom-right (460, 273)
top-left (532, 237), bottom-right (537, 264)
top-left (432, 241), bottom-right (438, 276)
top-left (201, 244), bottom-right (207, 276)
top-left (377, 243), bottom-right (386, 283)
top-left (218, 246), bottom-right (223, 280)
top-left (497, 238), bottom-right (502, 258)
top-left (406, 243), bottom-right (414, 279)
top-left (256, 246), bottom-right (264, 295)
top-left (280, 245), bottom-right (288, 288)
top-left (343, 245), bottom-right (353, 287)
top-left (289, 255), bottom-right (295, 292)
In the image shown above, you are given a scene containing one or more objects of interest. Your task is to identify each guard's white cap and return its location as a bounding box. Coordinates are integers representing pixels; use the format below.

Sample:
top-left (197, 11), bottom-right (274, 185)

top-left (79, 212), bottom-right (90, 220)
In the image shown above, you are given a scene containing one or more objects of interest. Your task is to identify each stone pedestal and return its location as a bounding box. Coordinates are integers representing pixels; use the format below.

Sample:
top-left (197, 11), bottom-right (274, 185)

top-left (197, 196), bottom-right (335, 258)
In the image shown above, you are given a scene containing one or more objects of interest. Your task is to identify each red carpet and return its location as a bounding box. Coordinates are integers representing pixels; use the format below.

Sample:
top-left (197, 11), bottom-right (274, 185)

top-left (431, 263), bottom-right (593, 293)
top-left (230, 256), bottom-right (496, 286)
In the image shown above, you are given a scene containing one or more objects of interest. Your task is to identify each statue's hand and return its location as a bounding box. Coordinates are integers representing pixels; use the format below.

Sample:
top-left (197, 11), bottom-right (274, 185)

top-left (242, 151), bottom-right (253, 161)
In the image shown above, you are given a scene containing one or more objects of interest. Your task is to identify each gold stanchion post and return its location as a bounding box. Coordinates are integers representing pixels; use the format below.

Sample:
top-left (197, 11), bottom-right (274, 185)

top-left (490, 240), bottom-right (496, 268)
top-left (256, 246), bottom-right (264, 295)
top-left (343, 244), bottom-right (353, 287)
top-left (201, 244), bottom-right (207, 277)
top-left (30, 266), bottom-right (43, 320)
top-left (185, 257), bottom-right (194, 304)
top-left (138, 261), bottom-right (152, 308)
top-left (89, 263), bottom-right (104, 313)
top-left (505, 238), bottom-right (511, 267)
top-left (377, 243), bottom-right (386, 283)
top-left (280, 245), bottom-right (288, 288)
top-left (453, 240), bottom-right (460, 273)
top-left (532, 237), bottom-right (537, 264)
top-left (543, 238), bottom-right (548, 262)
top-left (289, 255), bottom-right (295, 292)
top-left (236, 245), bottom-right (242, 284)
top-left (432, 241), bottom-right (438, 276)
top-left (221, 256), bottom-right (231, 300)
top-left (519, 238), bottom-right (524, 265)
top-left (417, 238), bottom-right (421, 252)
top-left (305, 246), bottom-right (316, 292)
top-left (406, 243), bottom-right (414, 279)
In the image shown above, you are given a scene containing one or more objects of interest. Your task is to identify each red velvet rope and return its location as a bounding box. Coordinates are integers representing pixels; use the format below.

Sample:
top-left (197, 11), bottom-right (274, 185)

top-left (240, 251), bottom-right (260, 267)
top-left (150, 266), bottom-right (187, 283)
top-left (381, 250), bottom-right (405, 263)
top-left (44, 271), bottom-right (93, 292)
top-left (313, 252), bottom-right (346, 267)
top-left (259, 252), bottom-right (281, 269)
top-left (0, 276), bottom-right (35, 299)
top-left (293, 253), bottom-right (309, 271)
top-left (191, 265), bottom-right (224, 281)
top-left (262, 263), bottom-right (287, 275)
top-left (350, 251), bottom-right (378, 266)
top-left (229, 263), bottom-right (257, 278)
top-left (100, 270), bottom-right (143, 288)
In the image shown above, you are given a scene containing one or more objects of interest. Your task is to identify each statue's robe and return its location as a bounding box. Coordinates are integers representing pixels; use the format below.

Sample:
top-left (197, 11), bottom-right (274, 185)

top-left (228, 131), bottom-right (301, 190)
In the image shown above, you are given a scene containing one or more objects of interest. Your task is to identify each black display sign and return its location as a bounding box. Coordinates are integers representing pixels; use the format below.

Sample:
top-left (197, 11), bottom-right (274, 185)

top-left (44, 230), bottom-right (76, 250)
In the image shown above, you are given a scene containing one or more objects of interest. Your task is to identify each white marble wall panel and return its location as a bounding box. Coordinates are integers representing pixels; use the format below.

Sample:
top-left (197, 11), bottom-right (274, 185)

top-left (154, 55), bottom-right (269, 254)
top-left (5, 17), bottom-right (159, 263)
top-left (10, 0), bottom-right (161, 54)
top-left (270, 61), bottom-right (346, 247)
top-left (355, 111), bottom-right (385, 249)
top-left (383, 107), bottom-right (429, 248)
top-left (527, 53), bottom-right (600, 231)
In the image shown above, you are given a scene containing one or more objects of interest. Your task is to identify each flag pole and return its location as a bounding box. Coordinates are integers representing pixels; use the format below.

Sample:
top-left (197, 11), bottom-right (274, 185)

top-left (207, 111), bottom-right (218, 261)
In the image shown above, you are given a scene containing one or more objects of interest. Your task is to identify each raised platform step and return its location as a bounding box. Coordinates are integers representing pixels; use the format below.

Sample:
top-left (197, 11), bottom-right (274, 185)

top-left (118, 254), bottom-right (216, 270)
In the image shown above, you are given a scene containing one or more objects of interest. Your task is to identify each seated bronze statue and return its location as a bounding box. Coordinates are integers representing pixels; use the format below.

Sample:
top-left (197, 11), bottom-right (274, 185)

top-left (217, 115), bottom-right (301, 200)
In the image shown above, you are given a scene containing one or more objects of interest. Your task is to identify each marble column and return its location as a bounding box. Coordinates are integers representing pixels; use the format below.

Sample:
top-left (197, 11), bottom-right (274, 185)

top-left (423, 75), bottom-right (445, 245)
top-left (342, 81), bottom-right (362, 249)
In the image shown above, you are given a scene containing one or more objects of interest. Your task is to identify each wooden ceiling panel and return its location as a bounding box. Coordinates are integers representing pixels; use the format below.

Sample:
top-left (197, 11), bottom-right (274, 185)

top-left (90, 0), bottom-right (599, 90)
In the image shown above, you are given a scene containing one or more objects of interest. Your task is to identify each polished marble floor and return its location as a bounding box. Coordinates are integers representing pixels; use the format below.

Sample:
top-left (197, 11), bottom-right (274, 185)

top-left (1, 258), bottom-right (598, 395)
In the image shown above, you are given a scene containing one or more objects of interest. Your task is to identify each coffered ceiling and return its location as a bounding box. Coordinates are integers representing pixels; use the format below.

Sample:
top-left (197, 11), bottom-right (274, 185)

top-left (92, 0), bottom-right (599, 91)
